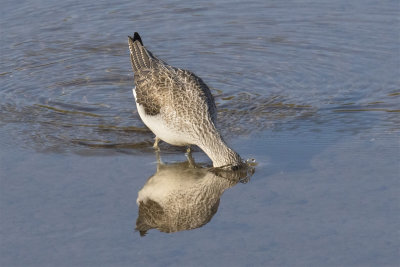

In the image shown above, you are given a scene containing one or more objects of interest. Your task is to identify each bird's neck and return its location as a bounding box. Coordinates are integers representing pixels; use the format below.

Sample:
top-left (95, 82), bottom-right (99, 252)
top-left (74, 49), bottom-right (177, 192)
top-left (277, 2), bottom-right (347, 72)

top-left (198, 130), bottom-right (242, 168)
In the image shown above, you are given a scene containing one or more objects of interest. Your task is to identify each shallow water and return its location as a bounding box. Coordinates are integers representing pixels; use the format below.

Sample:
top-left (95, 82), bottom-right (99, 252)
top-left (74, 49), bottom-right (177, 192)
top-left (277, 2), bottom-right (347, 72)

top-left (1, 0), bottom-right (399, 266)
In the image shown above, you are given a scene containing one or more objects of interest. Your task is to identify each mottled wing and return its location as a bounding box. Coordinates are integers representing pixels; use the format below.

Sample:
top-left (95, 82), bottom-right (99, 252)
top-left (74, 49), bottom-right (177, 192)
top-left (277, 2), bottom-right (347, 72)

top-left (175, 69), bottom-right (217, 122)
top-left (134, 69), bottom-right (164, 116)
top-left (134, 67), bottom-right (217, 121)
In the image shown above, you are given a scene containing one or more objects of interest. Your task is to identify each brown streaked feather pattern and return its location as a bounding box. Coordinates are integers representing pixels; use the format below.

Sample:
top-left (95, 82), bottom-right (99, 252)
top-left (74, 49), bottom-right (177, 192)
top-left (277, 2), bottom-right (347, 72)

top-left (135, 161), bottom-right (242, 236)
top-left (128, 37), bottom-right (154, 73)
top-left (134, 66), bottom-right (216, 122)
top-left (128, 33), bottom-right (243, 168)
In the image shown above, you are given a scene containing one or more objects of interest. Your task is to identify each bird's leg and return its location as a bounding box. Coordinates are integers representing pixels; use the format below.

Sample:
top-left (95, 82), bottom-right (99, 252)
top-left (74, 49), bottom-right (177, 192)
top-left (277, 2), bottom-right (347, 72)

top-left (153, 137), bottom-right (160, 150)
top-left (155, 149), bottom-right (161, 163)
top-left (155, 149), bottom-right (163, 172)
top-left (185, 145), bottom-right (196, 168)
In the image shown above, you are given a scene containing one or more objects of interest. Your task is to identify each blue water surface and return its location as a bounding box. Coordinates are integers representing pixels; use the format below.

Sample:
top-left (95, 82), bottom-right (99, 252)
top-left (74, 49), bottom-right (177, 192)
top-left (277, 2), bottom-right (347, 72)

top-left (1, 0), bottom-right (399, 266)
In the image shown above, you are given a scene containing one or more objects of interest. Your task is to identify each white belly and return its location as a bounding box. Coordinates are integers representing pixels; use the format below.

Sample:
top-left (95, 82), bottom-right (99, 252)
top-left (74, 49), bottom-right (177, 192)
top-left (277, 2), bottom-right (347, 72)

top-left (133, 88), bottom-right (190, 146)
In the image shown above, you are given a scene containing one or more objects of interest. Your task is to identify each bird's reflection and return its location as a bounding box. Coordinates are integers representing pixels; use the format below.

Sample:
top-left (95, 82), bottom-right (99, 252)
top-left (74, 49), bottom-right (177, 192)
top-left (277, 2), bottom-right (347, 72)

top-left (135, 152), bottom-right (255, 236)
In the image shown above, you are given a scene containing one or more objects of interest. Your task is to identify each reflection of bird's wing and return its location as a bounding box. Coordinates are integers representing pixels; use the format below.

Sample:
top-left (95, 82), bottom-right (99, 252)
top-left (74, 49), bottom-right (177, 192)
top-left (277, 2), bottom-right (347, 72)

top-left (135, 165), bottom-right (240, 235)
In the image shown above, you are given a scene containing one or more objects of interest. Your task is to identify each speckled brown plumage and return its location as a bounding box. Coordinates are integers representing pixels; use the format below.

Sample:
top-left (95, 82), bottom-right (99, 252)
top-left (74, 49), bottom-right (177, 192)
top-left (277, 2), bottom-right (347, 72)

top-left (128, 32), bottom-right (243, 168)
top-left (134, 67), bottom-right (216, 120)
top-left (135, 160), bottom-right (243, 236)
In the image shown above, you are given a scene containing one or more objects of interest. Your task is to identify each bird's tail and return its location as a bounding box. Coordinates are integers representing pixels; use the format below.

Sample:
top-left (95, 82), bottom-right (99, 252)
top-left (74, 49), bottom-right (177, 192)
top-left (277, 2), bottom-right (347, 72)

top-left (128, 32), bottom-right (154, 72)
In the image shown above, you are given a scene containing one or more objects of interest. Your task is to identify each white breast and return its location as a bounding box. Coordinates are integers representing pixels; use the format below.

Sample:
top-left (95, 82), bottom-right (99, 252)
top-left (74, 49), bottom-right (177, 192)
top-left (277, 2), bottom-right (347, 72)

top-left (133, 88), bottom-right (190, 146)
